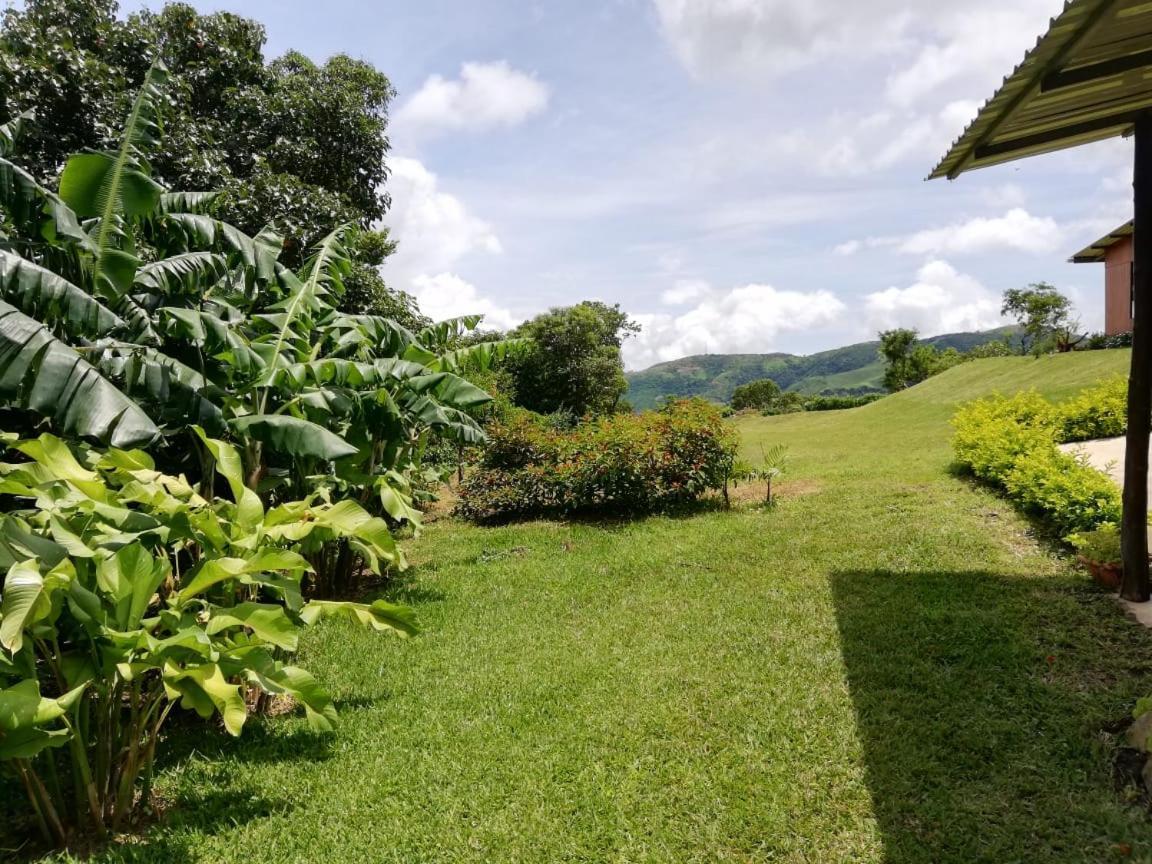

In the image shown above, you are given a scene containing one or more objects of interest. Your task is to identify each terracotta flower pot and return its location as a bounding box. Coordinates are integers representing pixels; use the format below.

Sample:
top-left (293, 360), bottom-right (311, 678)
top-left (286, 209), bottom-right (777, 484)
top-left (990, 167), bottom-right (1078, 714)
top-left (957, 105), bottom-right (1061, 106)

top-left (1079, 555), bottom-right (1124, 589)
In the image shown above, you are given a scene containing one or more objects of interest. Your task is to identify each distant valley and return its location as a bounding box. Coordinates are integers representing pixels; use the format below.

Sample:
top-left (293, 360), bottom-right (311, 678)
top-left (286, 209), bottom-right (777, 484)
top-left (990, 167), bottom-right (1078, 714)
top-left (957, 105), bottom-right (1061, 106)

top-left (625, 327), bottom-right (1017, 410)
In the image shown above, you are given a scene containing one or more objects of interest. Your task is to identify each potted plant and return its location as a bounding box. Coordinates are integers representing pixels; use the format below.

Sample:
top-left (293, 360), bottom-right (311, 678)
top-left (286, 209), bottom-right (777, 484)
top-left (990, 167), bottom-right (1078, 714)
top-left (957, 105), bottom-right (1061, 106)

top-left (1068, 523), bottom-right (1123, 589)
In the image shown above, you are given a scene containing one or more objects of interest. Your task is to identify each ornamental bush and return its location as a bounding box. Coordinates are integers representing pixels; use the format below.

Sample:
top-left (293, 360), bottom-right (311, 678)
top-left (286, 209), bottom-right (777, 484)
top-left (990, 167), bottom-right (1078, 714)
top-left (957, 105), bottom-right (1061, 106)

top-left (1002, 446), bottom-right (1121, 536)
top-left (456, 399), bottom-right (738, 521)
top-left (1056, 376), bottom-right (1127, 442)
top-left (951, 381), bottom-right (1126, 538)
top-left (952, 391), bottom-right (1058, 481)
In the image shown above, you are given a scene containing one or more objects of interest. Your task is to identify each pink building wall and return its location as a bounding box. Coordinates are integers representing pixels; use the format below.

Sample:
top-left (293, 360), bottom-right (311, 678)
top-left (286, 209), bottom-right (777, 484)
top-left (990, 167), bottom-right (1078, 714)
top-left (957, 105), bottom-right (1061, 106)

top-left (1105, 235), bottom-right (1134, 336)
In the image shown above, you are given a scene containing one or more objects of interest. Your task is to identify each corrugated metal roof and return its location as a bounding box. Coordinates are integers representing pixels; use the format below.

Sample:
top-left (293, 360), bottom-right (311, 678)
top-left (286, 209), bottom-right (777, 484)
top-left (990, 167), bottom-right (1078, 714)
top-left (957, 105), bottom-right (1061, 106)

top-left (1070, 219), bottom-right (1135, 260)
top-left (930, 0), bottom-right (1152, 180)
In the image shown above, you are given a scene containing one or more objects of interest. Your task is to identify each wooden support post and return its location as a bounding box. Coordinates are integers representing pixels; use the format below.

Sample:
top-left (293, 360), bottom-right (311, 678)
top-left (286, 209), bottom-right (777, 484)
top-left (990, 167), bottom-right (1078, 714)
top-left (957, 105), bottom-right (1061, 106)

top-left (1122, 114), bottom-right (1152, 602)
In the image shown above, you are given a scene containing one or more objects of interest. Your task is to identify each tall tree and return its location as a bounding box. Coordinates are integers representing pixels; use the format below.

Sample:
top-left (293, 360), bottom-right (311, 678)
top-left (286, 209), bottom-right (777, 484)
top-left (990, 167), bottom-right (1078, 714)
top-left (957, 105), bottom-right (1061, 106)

top-left (730, 378), bottom-right (782, 411)
top-left (0, 0), bottom-right (418, 320)
top-left (878, 328), bottom-right (940, 391)
top-left (507, 301), bottom-right (639, 417)
top-left (1001, 282), bottom-right (1082, 354)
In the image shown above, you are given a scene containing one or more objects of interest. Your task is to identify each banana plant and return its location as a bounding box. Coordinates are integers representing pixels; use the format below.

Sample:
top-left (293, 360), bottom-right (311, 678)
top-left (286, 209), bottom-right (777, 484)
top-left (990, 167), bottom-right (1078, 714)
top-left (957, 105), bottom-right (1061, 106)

top-left (0, 432), bottom-right (417, 844)
top-left (0, 66), bottom-right (515, 594)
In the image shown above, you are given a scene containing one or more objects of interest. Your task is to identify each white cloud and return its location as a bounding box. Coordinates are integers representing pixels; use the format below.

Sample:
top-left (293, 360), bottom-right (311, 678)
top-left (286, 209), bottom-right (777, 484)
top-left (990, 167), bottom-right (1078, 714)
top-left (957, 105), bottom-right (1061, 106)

top-left (395, 61), bottom-right (550, 139)
top-left (624, 282), bottom-right (846, 369)
top-left (884, 2), bottom-right (1058, 108)
top-left (980, 183), bottom-right (1028, 209)
top-left (384, 157), bottom-right (512, 327)
top-left (652, 0), bottom-right (912, 78)
top-left (896, 208), bottom-right (1065, 256)
top-left (838, 209), bottom-right (1067, 259)
top-left (820, 100), bottom-right (978, 176)
top-left (652, 0), bottom-right (1056, 89)
top-left (385, 156), bottom-right (502, 284)
top-left (410, 273), bottom-right (520, 331)
top-left (660, 279), bottom-right (710, 304)
top-left (864, 259), bottom-right (1006, 335)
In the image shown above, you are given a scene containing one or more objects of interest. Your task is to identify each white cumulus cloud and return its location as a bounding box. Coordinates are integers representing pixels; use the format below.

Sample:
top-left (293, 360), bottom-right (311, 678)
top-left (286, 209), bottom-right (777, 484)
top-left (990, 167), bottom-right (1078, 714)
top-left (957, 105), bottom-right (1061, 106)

top-left (624, 282), bottom-right (846, 370)
top-left (385, 156), bottom-right (502, 281)
top-left (660, 280), bottom-right (710, 305)
top-left (384, 157), bottom-right (514, 328)
top-left (864, 259), bottom-right (1006, 335)
top-left (896, 208), bottom-right (1066, 256)
top-left (395, 61), bottom-right (550, 140)
top-left (410, 273), bottom-right (520, 332)
top-left (838, 209), bottom-right (1068, 258)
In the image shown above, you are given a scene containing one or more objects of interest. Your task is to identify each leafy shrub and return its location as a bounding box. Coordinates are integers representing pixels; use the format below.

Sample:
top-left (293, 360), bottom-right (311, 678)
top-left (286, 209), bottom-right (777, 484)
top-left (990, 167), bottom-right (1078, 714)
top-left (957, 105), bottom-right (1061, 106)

top-left (1082, 331), bottom-right (1133, 350)
top-left (1068, 523), bottom-right (1121, 564)
top-left (731, 378), bottom-right (781, 411)
top-left (457, 399), bottom-right (737, 521)
top-left (952, 391), bottom-right (1058, 481)
top-left (0, 432), bottom-right (416, 843)
top-left (1056, 376), bottom-right (1127, 441)
top-left (760, 392), bottom-right (807, 416)
top-left (952, 382), bottom-right (1126, 540)
top-left (805, 394), bottom-right (885, 411)
top-left (1002, 447), bottom-right (1121, 535)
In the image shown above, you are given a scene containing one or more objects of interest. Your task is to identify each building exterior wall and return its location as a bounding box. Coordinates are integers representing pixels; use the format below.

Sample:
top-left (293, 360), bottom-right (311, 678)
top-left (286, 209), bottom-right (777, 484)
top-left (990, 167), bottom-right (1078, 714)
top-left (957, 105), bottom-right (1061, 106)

top-left (1105, 235), bottom-right (1134, 335)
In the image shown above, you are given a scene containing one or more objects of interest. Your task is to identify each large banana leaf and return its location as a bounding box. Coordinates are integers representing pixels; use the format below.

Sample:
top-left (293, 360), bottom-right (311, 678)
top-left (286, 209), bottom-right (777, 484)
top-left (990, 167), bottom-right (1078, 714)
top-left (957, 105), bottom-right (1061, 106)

top-left (156, 213), bottom-right (279, 286)
top-left (418, 315), bottom-right (485, 350)
top-left (229, 414), bottom-right (358, 461)
top-left (135, 251), bottom-right (229, 297)
top-left (429, 338), bottom-right (526, 374)
top-left (0, 110), bottom-right (32, 157)
top-left (0, 157), bottom-right (92, 249)
top-left (0, 251), bottom-right (123, 338)
top-left (325, 314), bottom-right (420, 358)
top-left (59, 62), bottom-right (167, 298)
top-left (405, 372), bottom-right (493, 409)
top-left (94, 344), bottom-right (226, 433)
top-left (0, 300), bottom-right (159, 447)
top-left (58, 63), bottom-right (167, 220)
top-left (156, 191), bottom-right (220, 215)
top-left (160, 307), bottom-right (265, 377)
top-left (256, 229), bottom-right (348, 386)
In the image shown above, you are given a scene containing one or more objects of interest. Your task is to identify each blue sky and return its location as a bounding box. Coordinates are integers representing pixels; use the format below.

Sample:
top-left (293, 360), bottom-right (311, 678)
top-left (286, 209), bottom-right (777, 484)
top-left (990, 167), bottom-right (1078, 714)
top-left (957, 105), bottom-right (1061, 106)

top-left (133, 0), bottom-right (1133, 368)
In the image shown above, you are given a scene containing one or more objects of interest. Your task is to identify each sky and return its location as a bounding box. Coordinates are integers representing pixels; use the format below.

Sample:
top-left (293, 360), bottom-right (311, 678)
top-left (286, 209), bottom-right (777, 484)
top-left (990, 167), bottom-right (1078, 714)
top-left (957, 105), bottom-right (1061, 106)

top-left (131, 0), bottom-right (1134, 369)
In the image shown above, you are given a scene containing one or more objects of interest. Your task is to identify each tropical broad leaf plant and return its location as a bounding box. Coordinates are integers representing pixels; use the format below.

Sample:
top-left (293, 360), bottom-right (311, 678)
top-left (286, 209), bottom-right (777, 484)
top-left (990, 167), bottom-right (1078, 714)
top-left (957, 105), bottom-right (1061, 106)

top-left (0, 431), bottom-right (417, 845)
top-left (0, 62), bottom-right (520, 592)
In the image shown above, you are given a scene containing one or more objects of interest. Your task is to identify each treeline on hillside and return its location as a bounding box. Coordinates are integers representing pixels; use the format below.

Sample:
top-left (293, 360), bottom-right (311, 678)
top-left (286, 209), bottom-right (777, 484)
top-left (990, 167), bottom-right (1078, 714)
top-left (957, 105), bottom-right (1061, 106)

top-left (726, 378), bottom-right (884, 415)
top-left (878, 282), bottom-right (1132, 393)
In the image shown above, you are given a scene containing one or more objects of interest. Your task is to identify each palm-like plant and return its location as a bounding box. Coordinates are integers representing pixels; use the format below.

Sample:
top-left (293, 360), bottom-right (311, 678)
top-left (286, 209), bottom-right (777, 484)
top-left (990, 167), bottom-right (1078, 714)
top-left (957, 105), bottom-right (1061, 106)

top-left (0, 62), bottom-right (518, 592)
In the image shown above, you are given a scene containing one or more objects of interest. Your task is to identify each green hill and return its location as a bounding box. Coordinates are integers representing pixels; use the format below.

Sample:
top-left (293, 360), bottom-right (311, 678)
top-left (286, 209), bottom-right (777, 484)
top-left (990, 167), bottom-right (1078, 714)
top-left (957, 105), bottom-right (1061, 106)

top-left (625, 327), bottom-right (1017, 410)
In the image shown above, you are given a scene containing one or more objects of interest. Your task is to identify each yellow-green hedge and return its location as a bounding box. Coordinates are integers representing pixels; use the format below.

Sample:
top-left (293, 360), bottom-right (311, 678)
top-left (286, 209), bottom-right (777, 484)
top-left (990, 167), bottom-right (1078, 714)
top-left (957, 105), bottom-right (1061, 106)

top-left (952, 378), bottom-right (1126, 537)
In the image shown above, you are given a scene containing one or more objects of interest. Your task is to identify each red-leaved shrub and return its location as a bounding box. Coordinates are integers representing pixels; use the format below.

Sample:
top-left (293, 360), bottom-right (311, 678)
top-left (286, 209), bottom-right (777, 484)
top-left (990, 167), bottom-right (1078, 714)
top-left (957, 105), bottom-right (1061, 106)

top-left (456, 399), bottom-right (737, 521)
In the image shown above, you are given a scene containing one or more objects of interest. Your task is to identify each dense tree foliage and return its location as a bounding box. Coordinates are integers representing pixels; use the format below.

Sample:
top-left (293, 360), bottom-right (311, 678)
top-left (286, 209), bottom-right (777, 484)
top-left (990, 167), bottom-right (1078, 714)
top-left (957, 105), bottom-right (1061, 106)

top-left (506, 301), bottom-right (639, 417)
top-left (1001, 282), bottom-right (1082, 354)
top-left (730, 378), bottom-right (782, 411)
top-left (0, 0), bottom-right (422, 321)
top-left (879, 328), bottom-right (936, 391)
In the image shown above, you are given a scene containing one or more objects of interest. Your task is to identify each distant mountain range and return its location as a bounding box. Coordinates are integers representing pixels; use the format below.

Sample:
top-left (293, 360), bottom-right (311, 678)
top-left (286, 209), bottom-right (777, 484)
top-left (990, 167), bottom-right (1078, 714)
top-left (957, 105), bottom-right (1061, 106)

top-left (625, 327), bottom-right (1018, 410)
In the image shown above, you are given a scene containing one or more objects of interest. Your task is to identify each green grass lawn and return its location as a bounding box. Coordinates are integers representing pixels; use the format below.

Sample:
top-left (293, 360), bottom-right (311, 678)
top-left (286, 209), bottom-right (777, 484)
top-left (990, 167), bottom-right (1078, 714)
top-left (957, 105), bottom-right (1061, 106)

top-left (16, 349), bottom-right (1152, 863)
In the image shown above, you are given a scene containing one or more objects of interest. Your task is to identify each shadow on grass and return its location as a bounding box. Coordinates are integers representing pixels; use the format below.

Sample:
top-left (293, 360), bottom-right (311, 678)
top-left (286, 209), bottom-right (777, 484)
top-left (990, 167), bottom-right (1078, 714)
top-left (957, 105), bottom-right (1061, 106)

top-left (157, 716), bottom-right (336, 770)
top-left (0, 777), bottom-right (291, 863)
top-left (830, 567), bottom-right (1152, 863)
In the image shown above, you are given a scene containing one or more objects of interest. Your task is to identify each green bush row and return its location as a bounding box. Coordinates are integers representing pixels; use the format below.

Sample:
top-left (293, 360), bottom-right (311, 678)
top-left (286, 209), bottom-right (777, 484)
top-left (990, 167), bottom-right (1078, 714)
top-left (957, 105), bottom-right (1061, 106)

top-left (456, 399), bottom-right (738, 521)
top-left (951, 378), bottom-right (1127, 537)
